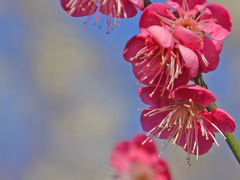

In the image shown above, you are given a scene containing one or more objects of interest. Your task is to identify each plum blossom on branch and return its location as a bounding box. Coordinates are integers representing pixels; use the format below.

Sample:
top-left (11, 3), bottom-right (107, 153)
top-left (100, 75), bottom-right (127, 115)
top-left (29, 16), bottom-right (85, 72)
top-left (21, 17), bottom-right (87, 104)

top-left (61, 0), bottom-right (144, 33)
top-left (139, 85), bottom-right (235, 163)
top-left (140, 0), bottom-right (231, 72)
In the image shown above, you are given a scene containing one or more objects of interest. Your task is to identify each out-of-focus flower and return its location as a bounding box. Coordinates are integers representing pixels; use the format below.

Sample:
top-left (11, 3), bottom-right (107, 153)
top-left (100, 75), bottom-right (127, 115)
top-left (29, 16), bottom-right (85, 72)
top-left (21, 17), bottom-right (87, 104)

top-left (140, 0), bottom-right (232, 72)
top-left (123, 27), bottom-right (198, 95)
top-left (139, 85), bottom-right (235, 161)
top-left (111, 134), bottom-right (172, 180)
top-left (61, 0), bottom-right (143, 33)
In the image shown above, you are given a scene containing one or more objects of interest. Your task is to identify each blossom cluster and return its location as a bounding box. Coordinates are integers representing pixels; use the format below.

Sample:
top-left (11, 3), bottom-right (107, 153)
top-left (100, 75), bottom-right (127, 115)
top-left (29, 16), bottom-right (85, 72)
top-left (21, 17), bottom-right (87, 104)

top-left (61, 0), bottom-right (143, 33)
top-left (123, 0), bottom-right (235, 160)
top-left (61, 0), bottom-right (237, 178)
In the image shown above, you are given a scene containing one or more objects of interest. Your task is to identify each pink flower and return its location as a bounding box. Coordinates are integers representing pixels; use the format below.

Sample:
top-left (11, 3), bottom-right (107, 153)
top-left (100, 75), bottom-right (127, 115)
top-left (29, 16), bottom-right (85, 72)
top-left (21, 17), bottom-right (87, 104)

top-left (111, 134), bottom-right (172, 180)
top-left (123, 26), bottom-right (199, 95)
top-left (140, 0), bottom-right (232, 72)
top-left (139, 85), bottom-right (235, 160)
top-left (61, 0), bottom-right (143, 33)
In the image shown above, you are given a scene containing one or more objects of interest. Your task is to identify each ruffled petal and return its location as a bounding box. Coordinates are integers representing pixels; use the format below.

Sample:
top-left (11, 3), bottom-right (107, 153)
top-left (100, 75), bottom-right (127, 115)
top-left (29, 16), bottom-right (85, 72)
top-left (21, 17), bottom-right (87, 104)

top-left (174, 25), bottom-right (202, 50)
top-left (132, 134), bottom-right (158, 154)
top-left (167, 0), bottom-right (206, 12)
top-left (129, 0), bottom-right (144, 11)
top-left (135, 65), bottom-right (191, 88)
top-left (155, 159), bottom-right (173, 180)
top-left (172, 85), bottom-right (216, 107)
top-left (140, 3), bottom-right (174, 30)
top-left (198, 36), bottom-right (220, 73)
top-left (177, 45), bottom-right (199, 78)
top-left (147, 26), bottom-right (173, 48)
top-left (61, 0), bottom-right (98, 17)
top-left (176, 128), bottom-right (214, 155)
top-left (138, 86), bottom-right (172, 107)
top-left (141, 109), bottom-right (171, 139)
top-left (131, 56), bottom-right (156, 85)
top-left (204, 108), bottom-right (236, 133)
top-left (110, 141), bottom-right (131, 172)
top-left (212, 40), bottom-right (223, 54)
top-left (202, 3), bottom-right (232, 40)
top-left (123, 34), bottom-right (149, 63)
top-left (99, 0), bottom-right (137, 18)
top-left (123, 33), bottom-right (179, 85)
top-left (173, 66), bottom-right (192, 87)
top-left (123, 35), bottom-right (155, 84)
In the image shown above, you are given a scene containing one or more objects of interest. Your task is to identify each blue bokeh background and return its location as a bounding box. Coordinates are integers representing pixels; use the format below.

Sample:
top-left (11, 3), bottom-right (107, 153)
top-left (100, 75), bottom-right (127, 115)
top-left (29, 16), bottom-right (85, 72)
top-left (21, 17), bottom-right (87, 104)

top-left (0, 0), bottom-right (239, 179)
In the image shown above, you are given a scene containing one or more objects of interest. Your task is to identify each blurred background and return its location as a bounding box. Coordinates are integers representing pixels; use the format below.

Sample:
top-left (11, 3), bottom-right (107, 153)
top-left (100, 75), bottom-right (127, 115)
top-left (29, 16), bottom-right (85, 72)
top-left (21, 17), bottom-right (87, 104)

top-left (0, 0), bottom-right (239, 179)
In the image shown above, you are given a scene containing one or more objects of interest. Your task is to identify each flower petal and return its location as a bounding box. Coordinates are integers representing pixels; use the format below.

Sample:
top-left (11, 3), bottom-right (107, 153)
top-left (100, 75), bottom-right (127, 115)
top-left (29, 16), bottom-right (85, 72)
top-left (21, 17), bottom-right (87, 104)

top-left (141, 109), bottom-right (171, 139)
top-left (199, 36), bottom-right (220, 73)
top-left (123, 33), bottom-right (174, 85)
top-left (138, 86), bottom-right (172, 107)
top-left (61, 0), bottom-right (98, 17)
top-left (147, 26), bottom-right (173, 48)
top-left (123, 34), bottom-right (149, 63)
top-left (110, 141), bottom-right (131, 172)
top-left (132, 134), bottom-right (158, 154)
top-left (172, 85), bottom-right (216, 107)
top-left (212, 40), bottom-right (223, 54)
top-left (155, 159), bottom-right (172, 180)
top-left (176, 128), bottom-right (214, 155)
top-left (177, 45), bottom-right (199, 78)
top-left (140, 3), bottom-right (174, 30)
top-left (167, 0), bottom-right (206, 12)
top-left (204, 108), bottom-right (236, 133)
top-left (132, 59), bottom-right (155, 85)
top-left (173, 66), bottom-right (192, 87)
top-left (202, 3), bottom-right (232, 40)
top-left (129, 0), bottom-right (144, 11)
top-left (111, 134), bottom-right (173, 180)
top-left (100, 0), bottom-right (137, 18)
top-left (174, 25), bottom-right (202, 50)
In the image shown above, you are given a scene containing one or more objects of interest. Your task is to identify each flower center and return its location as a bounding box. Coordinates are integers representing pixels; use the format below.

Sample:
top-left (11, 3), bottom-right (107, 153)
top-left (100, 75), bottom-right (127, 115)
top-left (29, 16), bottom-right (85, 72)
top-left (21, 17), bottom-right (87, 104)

top-left (177, 18), bottom-right (198, 31)
top-left (142, 97), bottom-right (227, 164)
top-left (174, 15), bottom-right (206, 45)
top-left (142, 99), bottom-right (204, 161)
top-left (130, 162), bottom-right (155, 180)
top-left (135, 174), bottom-right (151, 180)
top-left (130, 39), bottom-right (184, 96)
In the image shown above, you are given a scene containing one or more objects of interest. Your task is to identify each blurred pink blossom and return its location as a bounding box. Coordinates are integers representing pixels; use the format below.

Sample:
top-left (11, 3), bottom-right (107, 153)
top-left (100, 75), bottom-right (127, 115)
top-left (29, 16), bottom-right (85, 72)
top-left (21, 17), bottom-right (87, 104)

top-left (111, 134), bottom-right (172, 180)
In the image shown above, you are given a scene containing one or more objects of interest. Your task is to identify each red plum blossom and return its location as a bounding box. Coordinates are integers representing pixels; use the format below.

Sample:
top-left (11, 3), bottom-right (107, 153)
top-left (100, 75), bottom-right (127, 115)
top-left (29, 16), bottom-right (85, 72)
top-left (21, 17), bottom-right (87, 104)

top-left (139, 85), bottom-right (235, 162)
top-left (61, 0), bottom-right (143, 33)
top-left (111, 134), bottom-right (172, 180)
top-left (140, 0), bottom-right (232, 72)
top-left (123, 26), bottom-right (199, 96)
